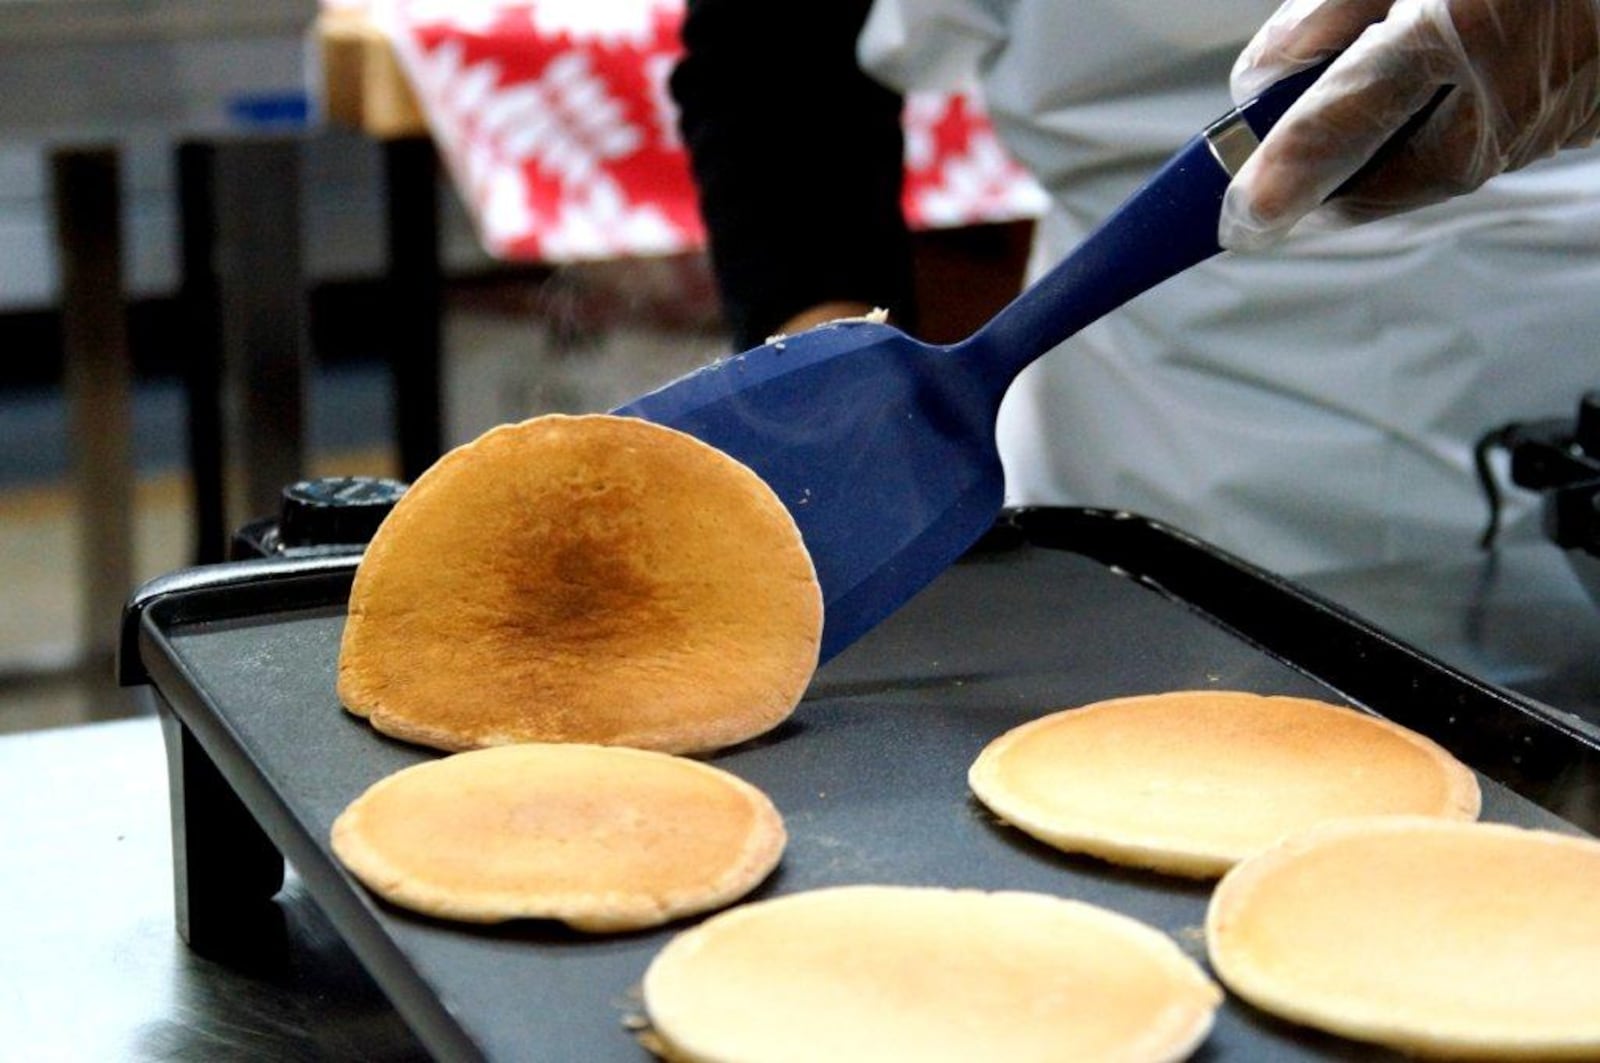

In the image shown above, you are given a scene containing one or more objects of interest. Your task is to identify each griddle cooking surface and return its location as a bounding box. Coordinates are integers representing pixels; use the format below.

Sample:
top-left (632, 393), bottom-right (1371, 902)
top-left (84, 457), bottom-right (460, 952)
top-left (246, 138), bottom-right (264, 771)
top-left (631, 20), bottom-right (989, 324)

top-left (136, 512), bottom-right (1592, 1062)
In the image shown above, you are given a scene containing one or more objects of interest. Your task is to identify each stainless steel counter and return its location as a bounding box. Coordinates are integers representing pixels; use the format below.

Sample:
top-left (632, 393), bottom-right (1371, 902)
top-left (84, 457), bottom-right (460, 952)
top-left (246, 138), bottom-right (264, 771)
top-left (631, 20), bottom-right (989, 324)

top-left (0, 706), bottom-right (425, 1061)
top-left (5, 541), bottom-right (1596, 1060)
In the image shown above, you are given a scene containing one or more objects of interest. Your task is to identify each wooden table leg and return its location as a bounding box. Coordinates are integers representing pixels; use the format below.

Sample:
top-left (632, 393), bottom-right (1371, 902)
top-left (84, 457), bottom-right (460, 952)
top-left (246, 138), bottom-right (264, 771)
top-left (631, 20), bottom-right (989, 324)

top-left (383, 136), bottom-right (442, 481)
top-left (51, 147), bottom-right (134, 671)
top-left (177, 142), bottom-right (228, 565)
top-left (209, 137), bottom-right (310, 530)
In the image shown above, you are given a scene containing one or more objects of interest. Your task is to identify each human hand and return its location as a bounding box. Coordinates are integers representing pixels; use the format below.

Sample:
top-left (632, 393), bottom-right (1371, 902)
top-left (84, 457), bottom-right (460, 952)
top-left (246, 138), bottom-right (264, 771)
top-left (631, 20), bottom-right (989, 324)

top-left (1219, 0), bottom-right (1600, 250)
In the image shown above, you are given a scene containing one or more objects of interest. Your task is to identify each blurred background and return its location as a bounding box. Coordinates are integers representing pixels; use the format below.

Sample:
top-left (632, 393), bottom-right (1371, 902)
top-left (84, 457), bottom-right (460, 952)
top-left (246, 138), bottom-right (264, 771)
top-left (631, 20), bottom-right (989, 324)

top-left (0, 0), bottom-right (721, 734)
top-left (0, 0), bottom-right (1032, 735)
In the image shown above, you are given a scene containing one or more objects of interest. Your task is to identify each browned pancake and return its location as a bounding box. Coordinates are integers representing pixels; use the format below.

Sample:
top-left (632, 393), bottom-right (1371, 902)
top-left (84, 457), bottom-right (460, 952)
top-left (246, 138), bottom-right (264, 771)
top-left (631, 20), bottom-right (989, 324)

top-left (330, 743), bottom-right (785, 931)
top-left (1207, 817), bottom-right (1600, 1058)
top-left (337, 413), bottom-right (822, 754)
top-left (642, 885), bottom-right (1222, 1061)
top-left (968, 690), bottom-right (1480, 876)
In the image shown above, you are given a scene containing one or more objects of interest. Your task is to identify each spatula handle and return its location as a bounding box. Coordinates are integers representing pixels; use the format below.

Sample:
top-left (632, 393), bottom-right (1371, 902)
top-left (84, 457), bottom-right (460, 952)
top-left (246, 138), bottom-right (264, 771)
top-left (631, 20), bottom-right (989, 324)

top-left (961, 60), bottom-right (1331, 393)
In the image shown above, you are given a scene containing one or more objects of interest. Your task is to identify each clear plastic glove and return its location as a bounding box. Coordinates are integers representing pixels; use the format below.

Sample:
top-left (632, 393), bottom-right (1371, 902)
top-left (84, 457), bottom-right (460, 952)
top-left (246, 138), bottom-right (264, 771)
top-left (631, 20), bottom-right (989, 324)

top-left (1219, 0), bottom-right (1600, 250)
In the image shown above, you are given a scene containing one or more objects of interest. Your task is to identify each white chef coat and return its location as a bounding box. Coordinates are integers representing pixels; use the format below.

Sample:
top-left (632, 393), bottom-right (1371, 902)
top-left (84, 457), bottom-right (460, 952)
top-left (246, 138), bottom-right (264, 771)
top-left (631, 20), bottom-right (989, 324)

top-left (860, 0), bottom-right (1600, 575)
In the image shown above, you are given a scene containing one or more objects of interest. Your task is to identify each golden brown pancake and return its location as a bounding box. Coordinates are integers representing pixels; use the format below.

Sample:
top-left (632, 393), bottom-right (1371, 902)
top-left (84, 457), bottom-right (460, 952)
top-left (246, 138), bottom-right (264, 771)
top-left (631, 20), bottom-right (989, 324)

top-left (1207, 817), bottom-right (1600, 1059)
top-left (642, 885), bottom-right (1222, 1062)
top-left (329, 743), bottom-right (785, 931)
top-left (968, 690), bottom-right (1480, 877)
top-left (337, 413), bottom-right (822, 754)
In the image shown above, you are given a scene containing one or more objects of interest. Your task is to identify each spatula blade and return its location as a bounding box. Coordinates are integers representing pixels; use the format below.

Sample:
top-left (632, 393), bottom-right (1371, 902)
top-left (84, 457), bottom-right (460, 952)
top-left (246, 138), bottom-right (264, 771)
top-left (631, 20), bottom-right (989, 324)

top-left (618, 319), bottom-right (1008, 663)
top-left (619, 62), bottom-right (1343, 663)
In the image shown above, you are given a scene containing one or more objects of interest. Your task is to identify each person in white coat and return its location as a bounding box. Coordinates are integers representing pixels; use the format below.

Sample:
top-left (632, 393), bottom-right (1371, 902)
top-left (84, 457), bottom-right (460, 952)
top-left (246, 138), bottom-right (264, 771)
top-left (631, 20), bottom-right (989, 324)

top-left (672, 0), bottom-right (1600, 576)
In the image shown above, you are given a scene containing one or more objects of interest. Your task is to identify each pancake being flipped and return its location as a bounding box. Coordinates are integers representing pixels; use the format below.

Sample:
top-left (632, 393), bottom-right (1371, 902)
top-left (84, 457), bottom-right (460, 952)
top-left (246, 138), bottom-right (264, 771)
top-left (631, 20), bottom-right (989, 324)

top-left (642, 884), bottom-right (1222, 1062)
top-left (1207, 817), bottom-right (1600, 1059)
top-left (968, 690), bottom-right (1480, 877)
top-left (337, 413), bottom-right (823, 754)
top-left (330, 743), bottom-right (785, 931)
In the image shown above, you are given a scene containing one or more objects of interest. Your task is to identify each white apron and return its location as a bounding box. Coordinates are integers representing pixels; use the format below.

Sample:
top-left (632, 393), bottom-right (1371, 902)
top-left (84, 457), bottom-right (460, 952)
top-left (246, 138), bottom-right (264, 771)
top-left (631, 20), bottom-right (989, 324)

top-left (861, 0), bottom-right (1600, 575)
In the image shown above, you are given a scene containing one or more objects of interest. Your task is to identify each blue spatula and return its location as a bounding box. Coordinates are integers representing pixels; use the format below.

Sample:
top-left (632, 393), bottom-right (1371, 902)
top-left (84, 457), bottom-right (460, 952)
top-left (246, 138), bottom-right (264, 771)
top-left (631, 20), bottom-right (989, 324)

top-left (618, 63), bottom-right (1328, 663)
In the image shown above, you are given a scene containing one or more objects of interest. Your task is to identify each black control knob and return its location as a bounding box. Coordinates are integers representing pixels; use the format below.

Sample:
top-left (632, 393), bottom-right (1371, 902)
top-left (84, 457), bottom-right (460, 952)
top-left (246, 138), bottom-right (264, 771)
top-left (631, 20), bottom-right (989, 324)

top-left (278, 476), bottom-right (408, 548)
top-left (1542, 479), bottom-right (1600, 552)
top-left (1575, 389), bottom-right (1600, 458)
top-left (229, 475), bottom-right (409, 560)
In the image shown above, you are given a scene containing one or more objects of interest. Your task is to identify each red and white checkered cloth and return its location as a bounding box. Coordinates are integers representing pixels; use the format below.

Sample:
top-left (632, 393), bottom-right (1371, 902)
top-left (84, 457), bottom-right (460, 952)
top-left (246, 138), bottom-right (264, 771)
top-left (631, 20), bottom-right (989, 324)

top-left (365, 0), bottom-right (1047, 262)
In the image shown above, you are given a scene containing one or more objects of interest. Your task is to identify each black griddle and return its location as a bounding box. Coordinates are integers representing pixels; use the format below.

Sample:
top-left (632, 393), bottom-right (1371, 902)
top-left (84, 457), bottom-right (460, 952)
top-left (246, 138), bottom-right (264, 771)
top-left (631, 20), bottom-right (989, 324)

top-left (119, 507), bottom-right (1600, 1062)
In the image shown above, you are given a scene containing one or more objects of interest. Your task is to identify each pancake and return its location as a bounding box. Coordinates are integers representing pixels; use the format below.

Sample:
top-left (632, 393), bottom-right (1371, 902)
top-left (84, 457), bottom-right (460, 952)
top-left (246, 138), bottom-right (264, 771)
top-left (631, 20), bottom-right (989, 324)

top-left (968, 690), bottom-right (1480, 877)
top-left (337, 413), bottom-right (823, 754)
top-left (329, 743), bottom-right (785, 931)
top-left (1207, 817), bottom-right (1600, 1059)
top-left (642, 884), bottom-right (1222, 1062)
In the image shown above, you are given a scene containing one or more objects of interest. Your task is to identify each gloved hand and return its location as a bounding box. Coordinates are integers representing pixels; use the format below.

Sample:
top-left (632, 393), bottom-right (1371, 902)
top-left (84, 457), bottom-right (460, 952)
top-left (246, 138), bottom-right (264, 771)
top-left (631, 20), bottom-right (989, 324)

top-left (1219, 0), bottom-right (1600, 250)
